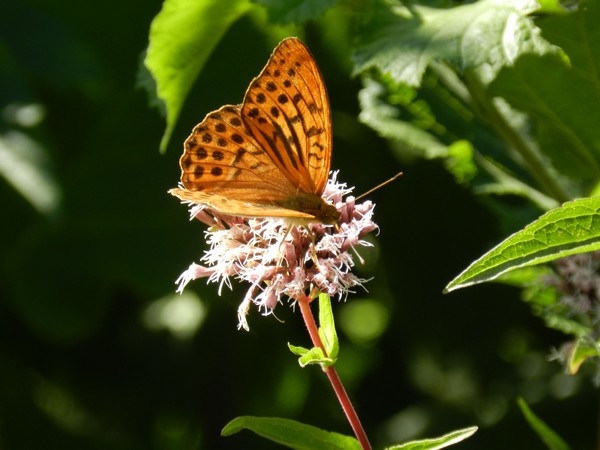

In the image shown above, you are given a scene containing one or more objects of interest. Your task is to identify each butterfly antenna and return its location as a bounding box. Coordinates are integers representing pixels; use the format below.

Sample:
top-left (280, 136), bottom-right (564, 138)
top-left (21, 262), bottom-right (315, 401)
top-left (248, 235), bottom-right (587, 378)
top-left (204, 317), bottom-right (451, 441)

top-left (354, 171), bottom-right (403, 203)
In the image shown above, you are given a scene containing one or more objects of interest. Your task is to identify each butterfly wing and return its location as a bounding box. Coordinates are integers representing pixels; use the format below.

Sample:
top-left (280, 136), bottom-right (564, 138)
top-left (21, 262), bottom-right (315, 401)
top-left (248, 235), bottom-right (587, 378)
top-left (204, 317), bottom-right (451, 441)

top-left (168, 189), bottom-right (316, 220)
top-left (175, 104), bottom-right (298, 203)
top-left (170, 38), bottom-right (338, 224)
top-left (241, 37), bottom-right (332, 197)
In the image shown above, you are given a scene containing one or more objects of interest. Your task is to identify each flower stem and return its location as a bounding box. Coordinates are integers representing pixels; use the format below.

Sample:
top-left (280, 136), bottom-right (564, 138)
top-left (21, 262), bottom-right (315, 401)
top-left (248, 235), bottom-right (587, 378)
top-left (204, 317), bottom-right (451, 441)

top-left (297, 294), bottom-right (372, 450)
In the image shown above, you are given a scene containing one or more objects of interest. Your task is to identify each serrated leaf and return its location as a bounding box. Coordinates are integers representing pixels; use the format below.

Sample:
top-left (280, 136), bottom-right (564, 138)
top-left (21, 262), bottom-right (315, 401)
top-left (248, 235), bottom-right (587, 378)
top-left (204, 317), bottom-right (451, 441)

top-left (384, 426), bottom-right (477, 450)
top-left (517, 398), bottom-right (571, 450)
top-left (253, 0), bottom-right (336, 24)
top-left (222, 416), bottom-right (362, 450)
top-left (144, 0), bottom-right (252, 151)
top-left (353, 0), bottom-right (559, 86)
top-left (445, 197), bottom-right (600, 292)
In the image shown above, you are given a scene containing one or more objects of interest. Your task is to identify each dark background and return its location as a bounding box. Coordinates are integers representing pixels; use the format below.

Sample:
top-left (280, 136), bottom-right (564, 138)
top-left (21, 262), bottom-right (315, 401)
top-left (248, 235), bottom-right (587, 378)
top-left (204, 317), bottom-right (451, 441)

top-left (1, 1), bottom-right (595, 449)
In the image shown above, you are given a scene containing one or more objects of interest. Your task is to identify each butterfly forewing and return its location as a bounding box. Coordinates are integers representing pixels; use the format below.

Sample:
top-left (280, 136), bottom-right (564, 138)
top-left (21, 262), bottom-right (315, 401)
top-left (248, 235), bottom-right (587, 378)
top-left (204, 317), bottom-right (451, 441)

top-left (241, 38), bottom-right (331, 196)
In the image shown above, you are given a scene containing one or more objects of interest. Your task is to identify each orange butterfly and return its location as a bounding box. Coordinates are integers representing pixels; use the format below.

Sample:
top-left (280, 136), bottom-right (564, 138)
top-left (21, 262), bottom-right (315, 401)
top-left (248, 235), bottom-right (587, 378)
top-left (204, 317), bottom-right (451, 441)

top-left (169, 37), bottom-right (340, 225)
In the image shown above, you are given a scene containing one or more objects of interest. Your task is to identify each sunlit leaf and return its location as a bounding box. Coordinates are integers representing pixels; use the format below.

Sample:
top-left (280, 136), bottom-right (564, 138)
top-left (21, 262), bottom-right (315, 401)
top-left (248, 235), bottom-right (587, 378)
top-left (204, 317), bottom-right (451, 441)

top-left (317, 293), bottom-right (338, 360)
top-left (144, 0), bottom-right (252, 151)
top-left (287, 343), bottom-right (334, 367)
top-left (567, 338), bottom-right (600, 375)
top-left (222, 416), bottom-right (361, 450)
top-left (384, 426), bottom-right (477, 450)
top-left (445, 197), bottom-right (600, 292)
top-left (353, 0), bottom-right (560, 86)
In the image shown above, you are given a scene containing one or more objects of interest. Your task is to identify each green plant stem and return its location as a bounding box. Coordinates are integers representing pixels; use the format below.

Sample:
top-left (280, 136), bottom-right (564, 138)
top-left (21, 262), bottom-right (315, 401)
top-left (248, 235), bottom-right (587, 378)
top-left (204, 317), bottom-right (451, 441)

top-left (297, 294), bottom-right (372, 450)
top-left (463, 69), bottom-right (570, 204)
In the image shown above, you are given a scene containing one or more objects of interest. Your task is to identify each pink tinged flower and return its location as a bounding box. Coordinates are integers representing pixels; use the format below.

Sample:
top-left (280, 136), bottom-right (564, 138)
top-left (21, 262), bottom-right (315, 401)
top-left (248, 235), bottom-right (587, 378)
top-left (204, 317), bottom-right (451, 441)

top-left (173, 172), bottom-right (378, 330)
top-left (175, 263), bottom-right (216, 293)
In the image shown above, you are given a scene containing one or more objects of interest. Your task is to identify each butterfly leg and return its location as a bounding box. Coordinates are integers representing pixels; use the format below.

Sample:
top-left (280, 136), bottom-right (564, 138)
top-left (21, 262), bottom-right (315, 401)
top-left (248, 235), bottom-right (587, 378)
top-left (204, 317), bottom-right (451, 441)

top-left (274, 224), bottom-right (294, 271)
top-left (308, 229), bottom-right (324, 273)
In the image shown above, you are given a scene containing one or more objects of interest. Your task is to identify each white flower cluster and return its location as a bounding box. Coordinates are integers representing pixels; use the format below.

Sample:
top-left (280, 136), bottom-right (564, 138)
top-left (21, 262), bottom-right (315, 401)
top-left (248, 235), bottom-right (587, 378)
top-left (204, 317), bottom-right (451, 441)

top-left (175, 172), bottom-right (378, 330)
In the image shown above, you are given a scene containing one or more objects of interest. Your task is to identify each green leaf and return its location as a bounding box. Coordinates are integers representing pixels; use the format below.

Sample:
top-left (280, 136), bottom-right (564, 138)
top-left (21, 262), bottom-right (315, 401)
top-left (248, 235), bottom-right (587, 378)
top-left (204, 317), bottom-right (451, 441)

top-left (253, 0), bottom-right (336, 24)
top-left (287, 343), bottom-right (334, 367)
top-left (491, 53), bottom-right (600, 181)
top-left (353, 0), bottom-right (560, 86)
top-left (384, 426), bottom-right (478, 450)
top-left (567, 338), bottom-right (600, 375)
top-left (445, 197), bottom-right (600, 292)
top-left (317, 293), bottom-right (339, 360)
top-left (544, 315), bottom-right (592, 340)
top-left (288, 294), bottom-right (338, 367)
top-left (358, 77), bottom-right (448, 158)
top-left (288, 343), bottom-right (311, 357)
top-left (473, 156), bottom-right (560, 212)
top-left (517, 398), bottom-right (571, 450)
top-left (221, 416), bottom-right (362, 450)
top-left (489, 1), bottom-right (600, 186)
top-left (535, 0), bottom-right (569, 14)
top-left (144, 0), bottom-right (252, 151)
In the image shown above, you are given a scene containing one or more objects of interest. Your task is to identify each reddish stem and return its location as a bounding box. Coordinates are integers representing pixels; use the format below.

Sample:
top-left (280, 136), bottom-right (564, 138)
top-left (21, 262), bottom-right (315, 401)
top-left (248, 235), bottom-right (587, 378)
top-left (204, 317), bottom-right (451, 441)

top-left (297, 294), bottom-right (372, 450)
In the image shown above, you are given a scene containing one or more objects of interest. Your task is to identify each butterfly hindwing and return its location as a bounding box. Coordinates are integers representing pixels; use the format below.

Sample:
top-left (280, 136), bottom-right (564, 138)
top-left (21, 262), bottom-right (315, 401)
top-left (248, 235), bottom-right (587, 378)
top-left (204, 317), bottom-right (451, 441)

top-left (168, 189), bottom-right (316, 220)
top-left (179, 105), bottom-right (297, 203)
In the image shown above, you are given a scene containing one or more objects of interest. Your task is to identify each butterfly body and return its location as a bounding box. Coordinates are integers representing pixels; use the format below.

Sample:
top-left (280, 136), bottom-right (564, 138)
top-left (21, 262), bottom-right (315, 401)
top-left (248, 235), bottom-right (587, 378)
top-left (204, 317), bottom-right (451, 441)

top-left (169, 37), bottom-right (339, 225)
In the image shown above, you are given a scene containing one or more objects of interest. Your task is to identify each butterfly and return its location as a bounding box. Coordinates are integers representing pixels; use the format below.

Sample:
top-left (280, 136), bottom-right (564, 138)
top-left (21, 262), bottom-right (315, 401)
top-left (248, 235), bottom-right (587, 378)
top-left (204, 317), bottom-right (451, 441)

top-left (169, 37), bottom-right (340, 225)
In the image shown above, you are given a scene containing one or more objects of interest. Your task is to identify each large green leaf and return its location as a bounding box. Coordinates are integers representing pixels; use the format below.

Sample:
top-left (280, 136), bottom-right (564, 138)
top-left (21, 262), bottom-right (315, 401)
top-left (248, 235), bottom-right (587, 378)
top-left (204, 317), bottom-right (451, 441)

top-left (352, 0), bottom-right (559, 86)
top-left (144, 0), bottom-right (252, 151)
top-left (489, 0), bottom-right (600, 186)
top-left (445, 197), bottom-right (600, 292)
top-left (222, 416), bottom-right (361, 450)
